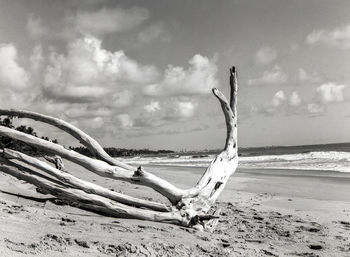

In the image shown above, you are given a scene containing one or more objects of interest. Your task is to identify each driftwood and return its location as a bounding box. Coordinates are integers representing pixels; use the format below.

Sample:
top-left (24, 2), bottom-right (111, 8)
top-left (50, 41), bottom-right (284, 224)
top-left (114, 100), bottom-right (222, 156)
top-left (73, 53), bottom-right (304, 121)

top-left (0, 66), bottom-right (238, 230)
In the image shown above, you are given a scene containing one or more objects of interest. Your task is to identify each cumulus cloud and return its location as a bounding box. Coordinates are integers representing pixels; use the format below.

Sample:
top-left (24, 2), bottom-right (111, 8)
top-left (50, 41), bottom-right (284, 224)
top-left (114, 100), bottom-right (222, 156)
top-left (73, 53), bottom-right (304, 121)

top-left (72, 6), bottom-right (149, 36)
top-left (0, 44), bottom-right (30, 90)
top-left (255, 46), bottom-right (277, 65)
top-left (144, 100), bottom-right (160, 113)
top-left (254, 90), bottom-right (305, 116)
top-left (143, 54), bottom-right (218, 96)
top-left (298, 68), bottom-right (321, 83)
top-left (117, 114), bottom-right (133, 128)
top-left (132, 97), bottom-right (198, 129)
top-left (316, 82), bottom-right (347, 103)
top-left (248, 65), bottom-right (287, 86)
top-left (306, 24), bottom-right (350, 49)
top-left (44, 37), bottom-right (158, 102)
top-left (271, 90), bottom-right (286, 107)
top-left (255, 82), bottom-right (348, 117)
top-left (289, 91), bottom-right (302, 107)
top-left (172, 100), bottom-right (196, 118)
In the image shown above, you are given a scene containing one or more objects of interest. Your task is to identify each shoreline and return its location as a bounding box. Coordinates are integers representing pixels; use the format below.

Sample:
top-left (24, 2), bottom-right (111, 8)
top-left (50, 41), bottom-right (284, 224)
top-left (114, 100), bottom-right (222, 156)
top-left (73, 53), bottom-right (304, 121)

top-left (0, 162), bottom-right (349, 256)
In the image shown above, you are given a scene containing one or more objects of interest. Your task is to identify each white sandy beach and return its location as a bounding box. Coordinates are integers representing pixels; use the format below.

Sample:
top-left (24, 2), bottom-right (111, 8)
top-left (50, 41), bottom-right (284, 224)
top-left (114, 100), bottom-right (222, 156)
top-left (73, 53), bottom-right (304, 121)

top-left (0, 153), bottom-right (349, 256)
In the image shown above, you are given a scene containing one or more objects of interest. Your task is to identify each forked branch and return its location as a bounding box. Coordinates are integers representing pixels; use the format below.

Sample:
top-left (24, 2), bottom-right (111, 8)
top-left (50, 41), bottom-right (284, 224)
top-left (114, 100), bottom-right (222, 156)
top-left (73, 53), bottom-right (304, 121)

top-left (0, 125), bottom-right (185, 203)
top-left (0, 66), bottom-right (239, 230)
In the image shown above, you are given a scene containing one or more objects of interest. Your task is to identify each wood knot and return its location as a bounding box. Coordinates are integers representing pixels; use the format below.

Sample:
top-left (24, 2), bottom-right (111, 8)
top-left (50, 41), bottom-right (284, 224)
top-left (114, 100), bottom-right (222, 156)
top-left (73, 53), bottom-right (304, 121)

top-left (135, 166), bottom-right (144, 176)
top-left (131, 166), bottom-right (144, 181)
top-left (214, 181), bottom-right (223, 190)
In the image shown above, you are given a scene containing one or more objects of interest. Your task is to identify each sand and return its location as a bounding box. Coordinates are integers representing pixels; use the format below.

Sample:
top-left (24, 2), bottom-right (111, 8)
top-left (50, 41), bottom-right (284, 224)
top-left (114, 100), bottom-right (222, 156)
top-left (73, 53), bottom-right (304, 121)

top-left (0, 162), bottom-right (349, 257)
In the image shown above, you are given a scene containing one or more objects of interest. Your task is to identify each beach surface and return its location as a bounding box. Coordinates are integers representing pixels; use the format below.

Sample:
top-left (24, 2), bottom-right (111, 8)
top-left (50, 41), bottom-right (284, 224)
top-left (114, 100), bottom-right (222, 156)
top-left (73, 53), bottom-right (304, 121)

top-left (0, 156), bottom-right (350, 256)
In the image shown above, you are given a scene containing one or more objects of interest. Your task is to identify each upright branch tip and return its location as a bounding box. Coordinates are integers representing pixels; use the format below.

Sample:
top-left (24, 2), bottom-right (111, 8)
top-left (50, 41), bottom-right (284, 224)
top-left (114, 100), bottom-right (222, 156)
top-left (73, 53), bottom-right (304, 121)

top-left (230, 66), bottom-right (236, 75)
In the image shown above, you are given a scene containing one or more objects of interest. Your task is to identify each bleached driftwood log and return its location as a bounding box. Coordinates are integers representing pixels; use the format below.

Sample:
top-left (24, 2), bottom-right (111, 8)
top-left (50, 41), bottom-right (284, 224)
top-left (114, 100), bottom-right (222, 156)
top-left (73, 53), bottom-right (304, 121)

top-left (0, 66), bottom-right (239, 230)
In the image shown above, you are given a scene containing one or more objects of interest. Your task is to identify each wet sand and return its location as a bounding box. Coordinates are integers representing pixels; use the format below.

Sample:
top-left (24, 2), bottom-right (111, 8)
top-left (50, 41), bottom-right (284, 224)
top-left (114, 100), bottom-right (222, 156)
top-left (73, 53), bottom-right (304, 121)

top-left (0, 162), bottom-right (349, 256)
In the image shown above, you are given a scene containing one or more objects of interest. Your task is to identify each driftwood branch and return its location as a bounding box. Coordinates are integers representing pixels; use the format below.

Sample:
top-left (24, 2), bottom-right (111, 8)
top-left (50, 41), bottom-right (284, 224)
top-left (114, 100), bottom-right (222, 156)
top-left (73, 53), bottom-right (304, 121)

top-left (0, 164), bottom-right (186, 225)
top-left (1, 148), bottom-right (169, 212)
top-left (0, 66), bottom-right (239, 230)
top-left (0, 125), bottom-right (185, 203)
top-left (0, 109), bottom-right (132, 169)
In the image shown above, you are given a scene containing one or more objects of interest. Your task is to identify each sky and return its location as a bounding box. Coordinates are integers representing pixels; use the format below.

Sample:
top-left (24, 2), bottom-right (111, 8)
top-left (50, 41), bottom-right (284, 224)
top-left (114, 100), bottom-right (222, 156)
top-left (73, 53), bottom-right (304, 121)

top-left (1, 0), bottom-right (350, 150)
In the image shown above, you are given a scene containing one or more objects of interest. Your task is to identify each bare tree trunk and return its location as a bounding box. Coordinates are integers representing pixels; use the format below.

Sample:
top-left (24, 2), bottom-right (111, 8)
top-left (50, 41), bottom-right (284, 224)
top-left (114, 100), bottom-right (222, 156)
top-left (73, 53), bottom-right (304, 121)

top-left (0, 66), bottom-right (239, 230)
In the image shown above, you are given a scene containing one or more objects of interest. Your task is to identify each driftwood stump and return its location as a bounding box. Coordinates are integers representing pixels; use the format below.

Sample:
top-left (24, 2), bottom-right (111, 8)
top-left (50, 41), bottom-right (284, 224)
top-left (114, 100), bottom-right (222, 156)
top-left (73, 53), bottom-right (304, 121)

top-left (0, 66), bottom-right (239, 230)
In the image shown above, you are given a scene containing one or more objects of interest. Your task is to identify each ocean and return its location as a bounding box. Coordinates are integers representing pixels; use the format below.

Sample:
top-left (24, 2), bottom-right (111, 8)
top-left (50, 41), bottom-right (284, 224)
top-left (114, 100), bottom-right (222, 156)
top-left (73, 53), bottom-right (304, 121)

top-left (123, 143), bottom-right (350, 173)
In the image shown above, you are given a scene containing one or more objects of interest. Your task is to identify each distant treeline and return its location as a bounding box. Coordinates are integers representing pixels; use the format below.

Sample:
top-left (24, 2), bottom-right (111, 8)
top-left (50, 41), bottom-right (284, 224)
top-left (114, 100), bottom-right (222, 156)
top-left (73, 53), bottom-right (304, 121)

top-left (0, 116), bottom-right (174, 157)
top-left (3, 115), bottom-right (350, 158)
top-left (0, 116), bottom-right (59, 156)
top-left (69, 146), bottom-right (174, 157)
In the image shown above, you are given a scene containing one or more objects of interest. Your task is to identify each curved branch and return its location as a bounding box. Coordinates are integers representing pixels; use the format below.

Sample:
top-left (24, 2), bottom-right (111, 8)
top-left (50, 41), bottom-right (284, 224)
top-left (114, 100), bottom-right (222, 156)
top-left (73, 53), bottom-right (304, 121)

top-left (229, 66), bottom-right (238, 113)
top-left (0, 125), bottom-right (185, 203)
top-left (0, 164), bottom-right (187, 226)
top-left (214, 66), bottom-right (238, 153)
top-left (174, 67), bottom-right (239, 230)
top-left (0, 109), bottom-right (133, 170)
top-left (212, 88), bottom-right (236, 152)
top-left (1, 148), bottom-right (169, 212)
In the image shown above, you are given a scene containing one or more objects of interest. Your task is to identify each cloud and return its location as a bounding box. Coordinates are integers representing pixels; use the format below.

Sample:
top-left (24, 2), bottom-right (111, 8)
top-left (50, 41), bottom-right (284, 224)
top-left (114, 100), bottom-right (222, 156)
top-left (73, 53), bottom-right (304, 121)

top-left (271, 90), bottom-right (286, 107)
top-left (132, 97), bottom-right (198, 130)
top-left (298, 68), bottom-right (321, 83)
top-left (254, 90), bottom-right (305, 116)
top-left (248, 65), bottom-right (288, 86)
top-left (30, 45), bottom-right (44, 72)
top-left (68, 0), bottom-right (109, 6)
top-left (316, 82), bottom-right (347, 103)
top-left (112, 90), bottom-right (133, 108)
top-left (77, 116), bottom-right (104, 129)
top-left (117, 114), bottom-right (133, 128)
top-left (25, 6), bottom-right (150, 40)
top-left (307, 103), bottom-right (324, 114)
top-left (255, 46), bottom-right (277, 65)
top-left (63, 105), bottom-right (112, 119)
top-left (254, 82), bottom-right (347, 117)
top-left (44, 37), bottom-right (158, 102)
top-left (144, 100), bottom-right (160, 113)
top-left (143, 54), bottom-right (218, 96)
top-left (0, 44), bottom-right (30, 90)
top-left (72, 6), bottom-right (150, 36)
top-left (27, 14), bottom-right (48, 37)
top-left (172, 100), bottom-right (196, 118)
top-left (137, 23), bottom-right (170, 44)
top-left (306, 24), bottom-right (350, 49)
top-left (0, 90), bottom-right (32, 110)
top-left (289, 91), bottom-right (302, 107)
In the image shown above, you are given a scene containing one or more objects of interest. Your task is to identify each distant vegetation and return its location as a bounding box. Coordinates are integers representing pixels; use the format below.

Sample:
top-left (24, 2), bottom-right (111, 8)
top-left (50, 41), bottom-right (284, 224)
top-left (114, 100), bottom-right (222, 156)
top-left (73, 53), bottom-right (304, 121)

top-left (0, 116), bottom-right (58, 155)
top-left (2, 115), bottom-right (350, 158)
top-left (0, 116), bottom-right (174, 157)
top-left (70, 146), bottom-right (174, 157)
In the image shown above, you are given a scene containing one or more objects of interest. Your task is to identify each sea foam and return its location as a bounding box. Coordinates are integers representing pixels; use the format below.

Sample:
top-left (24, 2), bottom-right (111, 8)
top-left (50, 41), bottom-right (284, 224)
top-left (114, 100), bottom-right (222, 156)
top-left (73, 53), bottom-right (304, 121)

top-left (123, 151), bottom-right (350, 173)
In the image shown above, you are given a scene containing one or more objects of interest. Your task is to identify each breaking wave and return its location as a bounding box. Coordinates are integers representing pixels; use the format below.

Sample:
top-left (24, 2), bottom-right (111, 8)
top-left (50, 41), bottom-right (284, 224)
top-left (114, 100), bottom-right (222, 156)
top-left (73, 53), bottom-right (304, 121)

top-left (122, 151), bottom-right (350, 173)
